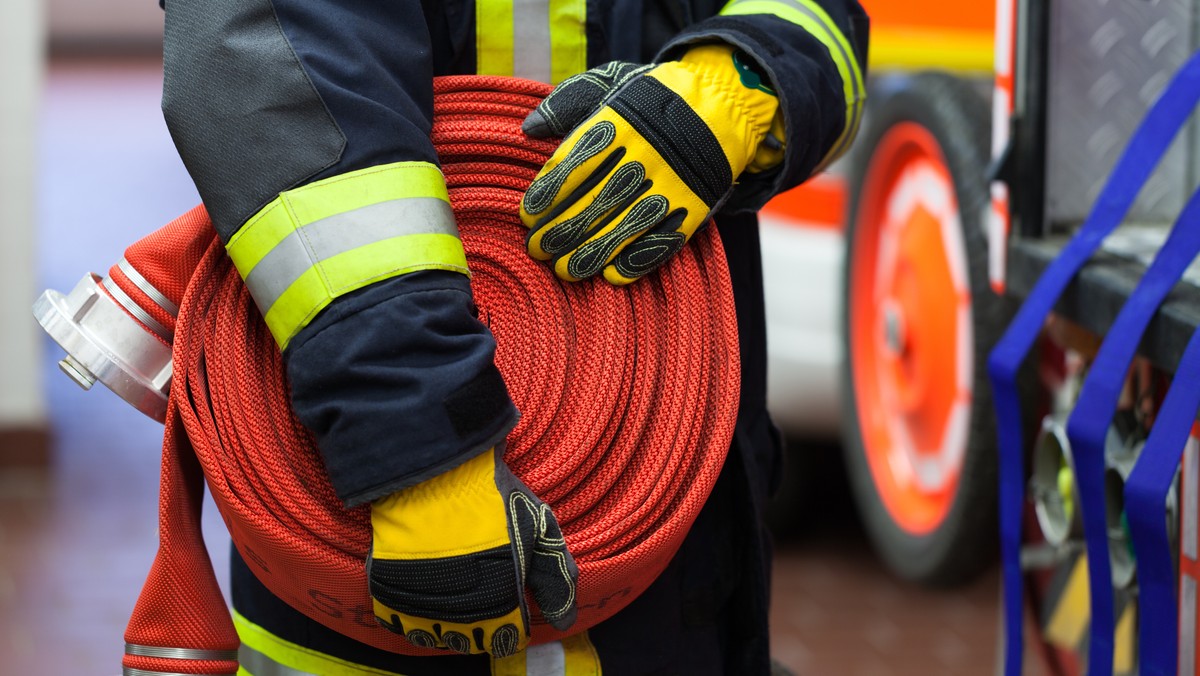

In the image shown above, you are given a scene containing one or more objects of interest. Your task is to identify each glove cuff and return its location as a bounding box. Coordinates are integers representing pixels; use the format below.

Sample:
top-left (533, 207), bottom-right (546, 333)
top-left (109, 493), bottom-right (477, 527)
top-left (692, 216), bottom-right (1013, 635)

top-left (372, 448), bottom-right (511, 558)
top-left (671, 44), bottom-right (781, 172)
top-left (226, 161), bottom-right (468, 349)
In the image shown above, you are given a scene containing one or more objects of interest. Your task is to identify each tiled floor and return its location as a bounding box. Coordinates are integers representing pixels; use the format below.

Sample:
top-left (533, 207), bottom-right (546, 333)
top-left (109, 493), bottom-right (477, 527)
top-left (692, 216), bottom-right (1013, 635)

top-left (10, 57), bottom-right (1037, 675)
top-left (766, 444), bottom-right (1031, 675)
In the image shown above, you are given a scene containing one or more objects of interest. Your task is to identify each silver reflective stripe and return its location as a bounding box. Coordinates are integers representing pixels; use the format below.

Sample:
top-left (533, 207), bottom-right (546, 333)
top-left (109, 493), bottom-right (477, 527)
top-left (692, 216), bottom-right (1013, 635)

top-left (514, 0), bottom-right (552, 83)
top-left (118, 258), bottom-right (180, 316)
top-left (241, 197), bottom-right (458, 315)
top-left (238, 642), bottom-right (313, 675)
top-left (525, 640), bottom-right (567, 676)
top-left (125, 643), bottom-right (239, 661)
top-left (124, 669), bottom-right (235, 676)
top-left (103, 275), bottom-right (173, 343)
top-left (1183, 574), bottom-right (1197, 675)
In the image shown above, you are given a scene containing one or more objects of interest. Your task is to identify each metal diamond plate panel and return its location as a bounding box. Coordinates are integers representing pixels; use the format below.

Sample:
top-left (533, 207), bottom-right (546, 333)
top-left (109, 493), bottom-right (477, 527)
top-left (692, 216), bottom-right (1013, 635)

top-left (1045, 0), bottom-right (1196, 228)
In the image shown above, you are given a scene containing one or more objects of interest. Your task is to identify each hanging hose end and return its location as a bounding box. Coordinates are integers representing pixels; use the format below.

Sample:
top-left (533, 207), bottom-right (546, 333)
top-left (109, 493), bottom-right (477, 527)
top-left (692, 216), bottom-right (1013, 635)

top-left (34, 273), bottom-right (172, 423)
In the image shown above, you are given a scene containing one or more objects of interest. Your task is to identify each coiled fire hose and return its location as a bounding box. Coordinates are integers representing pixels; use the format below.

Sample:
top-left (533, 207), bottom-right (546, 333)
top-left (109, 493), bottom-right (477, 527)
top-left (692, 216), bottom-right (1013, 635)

top-left (102, 76), bottom-right (741, 674)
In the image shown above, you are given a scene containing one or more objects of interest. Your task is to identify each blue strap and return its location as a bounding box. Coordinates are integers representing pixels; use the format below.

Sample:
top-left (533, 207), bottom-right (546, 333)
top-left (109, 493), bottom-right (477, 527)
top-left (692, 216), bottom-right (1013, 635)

top-left (987, 50), bottom-right (1200, 675)
top-left (1066, 184), bottom-right (1200, 675)
top-left (1127, 324), bottom-right (1200, 675)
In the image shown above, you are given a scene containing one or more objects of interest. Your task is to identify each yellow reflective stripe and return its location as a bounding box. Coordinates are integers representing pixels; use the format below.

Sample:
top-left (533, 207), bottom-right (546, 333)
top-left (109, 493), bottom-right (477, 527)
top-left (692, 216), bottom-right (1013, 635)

top-left (262, 232), bottom-right (468, 349)
top-left (477, 0), bottom-right (587, 85)
top-left (549, 0), bottom-right (588, 85)
top-left (561, 633), bottom-right (601, 675)
top-left (720, 0), bottom-right (865, 169)
top-left (233, 611), bottom-right (403, 676)
top-left (284, 164), bottom-right (450, 228)
top-left (226, 162), bottom-right (450, 275)
top-left (477, 1), bottom-right (516, 77)
top-left (490, 632), bottom-right (601, 675)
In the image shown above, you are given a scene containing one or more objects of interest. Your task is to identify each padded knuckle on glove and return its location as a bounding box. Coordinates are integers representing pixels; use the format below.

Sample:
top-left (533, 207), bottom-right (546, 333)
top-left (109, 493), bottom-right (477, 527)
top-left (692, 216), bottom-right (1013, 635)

top-left (523, 61), bottom-right (654, 138)
top-left (519, 45), bottom-right (778, 285)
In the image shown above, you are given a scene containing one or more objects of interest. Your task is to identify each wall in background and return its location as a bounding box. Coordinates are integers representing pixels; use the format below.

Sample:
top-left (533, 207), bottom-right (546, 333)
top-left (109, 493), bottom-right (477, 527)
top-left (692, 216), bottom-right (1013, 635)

top-left (2, 0), bottom-right (45, 431)
top-left (48, 0), bottom-right (163, 51)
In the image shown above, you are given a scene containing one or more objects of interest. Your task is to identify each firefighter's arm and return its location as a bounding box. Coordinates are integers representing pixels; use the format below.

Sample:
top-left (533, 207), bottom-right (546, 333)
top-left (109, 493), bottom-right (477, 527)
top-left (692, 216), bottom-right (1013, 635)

top-left (518, 0), bottom-right (867, 284)
top-left (161, 0), bottom-right (553, 656)
top-left (162, 0), bottom-right (517, 507)
top-left (659, 0), bottom-right (870, 211)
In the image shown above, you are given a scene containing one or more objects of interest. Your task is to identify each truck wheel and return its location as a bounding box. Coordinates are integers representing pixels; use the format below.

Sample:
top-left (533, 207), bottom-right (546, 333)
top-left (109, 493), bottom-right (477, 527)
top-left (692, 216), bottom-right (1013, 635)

top-left (841, 72), bottom-right (1000, 585)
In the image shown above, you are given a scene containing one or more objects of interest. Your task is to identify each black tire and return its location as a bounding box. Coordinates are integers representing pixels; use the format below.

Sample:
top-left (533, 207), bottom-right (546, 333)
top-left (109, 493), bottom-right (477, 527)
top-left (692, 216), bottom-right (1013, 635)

top-left (840, 72), bottom-right (1003, 586)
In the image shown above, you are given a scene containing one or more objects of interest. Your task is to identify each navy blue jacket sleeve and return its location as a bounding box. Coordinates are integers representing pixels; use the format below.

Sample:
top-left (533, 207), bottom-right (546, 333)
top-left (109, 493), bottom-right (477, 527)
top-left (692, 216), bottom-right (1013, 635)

top-left (162, 0), bottom-right (518, 507)
top-left (660, 0), bottom-right (870, 213)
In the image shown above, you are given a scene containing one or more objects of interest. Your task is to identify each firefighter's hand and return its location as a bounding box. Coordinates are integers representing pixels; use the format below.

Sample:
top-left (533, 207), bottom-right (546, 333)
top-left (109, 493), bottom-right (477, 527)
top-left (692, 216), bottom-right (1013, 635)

top-left (520, 44), bottom-right (782, 285)
top-left (367, 447), bottom-right (578, 657)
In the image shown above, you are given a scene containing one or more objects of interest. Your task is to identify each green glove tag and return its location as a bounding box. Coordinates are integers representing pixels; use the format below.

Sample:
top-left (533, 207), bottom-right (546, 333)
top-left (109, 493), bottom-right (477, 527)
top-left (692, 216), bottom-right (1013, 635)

top-left (732, 50), bottom-right (777, 97)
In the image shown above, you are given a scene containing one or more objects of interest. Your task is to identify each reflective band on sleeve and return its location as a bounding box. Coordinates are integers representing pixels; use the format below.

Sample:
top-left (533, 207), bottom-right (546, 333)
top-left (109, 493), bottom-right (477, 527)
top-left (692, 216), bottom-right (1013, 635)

top-left (549, 0), bottom-right (588, 85)
top-left (225, 162), bottom-right (468, 349)
top-left (477, 0), bottom-right (587, 85)
top-left (125, 644), bottom-right (240, 662)
top-left (719, 0), bottom-right (865, 170)
top-left (118, 258), bottom-right (180, 316)
top-left (233, 611), bottom-right (401, 676)
top-left (241, 198), bottom-right (458, 311)
top-left (104, 275), bottom-right (174, 343)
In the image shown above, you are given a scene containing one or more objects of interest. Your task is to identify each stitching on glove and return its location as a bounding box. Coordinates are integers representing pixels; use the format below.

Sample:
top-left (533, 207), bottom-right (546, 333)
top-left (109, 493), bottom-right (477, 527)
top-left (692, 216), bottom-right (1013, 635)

top-left (523, 122), bottom-right (617, 215)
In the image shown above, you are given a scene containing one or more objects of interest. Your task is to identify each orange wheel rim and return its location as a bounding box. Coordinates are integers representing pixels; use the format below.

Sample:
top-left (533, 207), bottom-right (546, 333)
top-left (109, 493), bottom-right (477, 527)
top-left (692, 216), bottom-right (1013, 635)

top-left (849, 122), bottom-right (973, 536)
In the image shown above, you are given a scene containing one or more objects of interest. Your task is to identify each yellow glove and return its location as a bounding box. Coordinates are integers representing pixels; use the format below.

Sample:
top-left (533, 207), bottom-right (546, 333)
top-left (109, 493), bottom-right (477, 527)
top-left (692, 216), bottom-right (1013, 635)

top-left (367, 447), bottom-right (578, 657)
top-left (520, 45), bottom-right (782, 285)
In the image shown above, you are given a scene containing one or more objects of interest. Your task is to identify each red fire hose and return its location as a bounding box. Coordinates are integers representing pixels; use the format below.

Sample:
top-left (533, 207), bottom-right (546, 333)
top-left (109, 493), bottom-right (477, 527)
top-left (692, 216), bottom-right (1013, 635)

top-left (116, 76), bottom-right (740, 674)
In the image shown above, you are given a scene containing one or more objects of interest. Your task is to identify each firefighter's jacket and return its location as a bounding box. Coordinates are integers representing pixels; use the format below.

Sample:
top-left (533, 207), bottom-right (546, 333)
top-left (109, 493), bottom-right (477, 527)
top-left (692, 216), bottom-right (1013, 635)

top-left (161, 0), bottom-right (868, 672)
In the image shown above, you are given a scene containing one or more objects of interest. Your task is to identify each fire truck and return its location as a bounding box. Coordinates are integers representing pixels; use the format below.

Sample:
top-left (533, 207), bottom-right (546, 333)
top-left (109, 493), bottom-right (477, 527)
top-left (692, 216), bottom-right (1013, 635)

top-left (760, 0), bottom-right (999, 586)
top-left (34, 0), bottom-right (1200, 672)
top-left (759, 0), bottom-right (1200, 672)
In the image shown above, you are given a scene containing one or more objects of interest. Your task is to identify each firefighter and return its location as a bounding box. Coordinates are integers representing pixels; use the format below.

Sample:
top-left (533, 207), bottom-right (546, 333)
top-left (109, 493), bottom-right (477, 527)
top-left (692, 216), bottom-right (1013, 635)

top-left (159, 0), bottom-right (867, 673)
